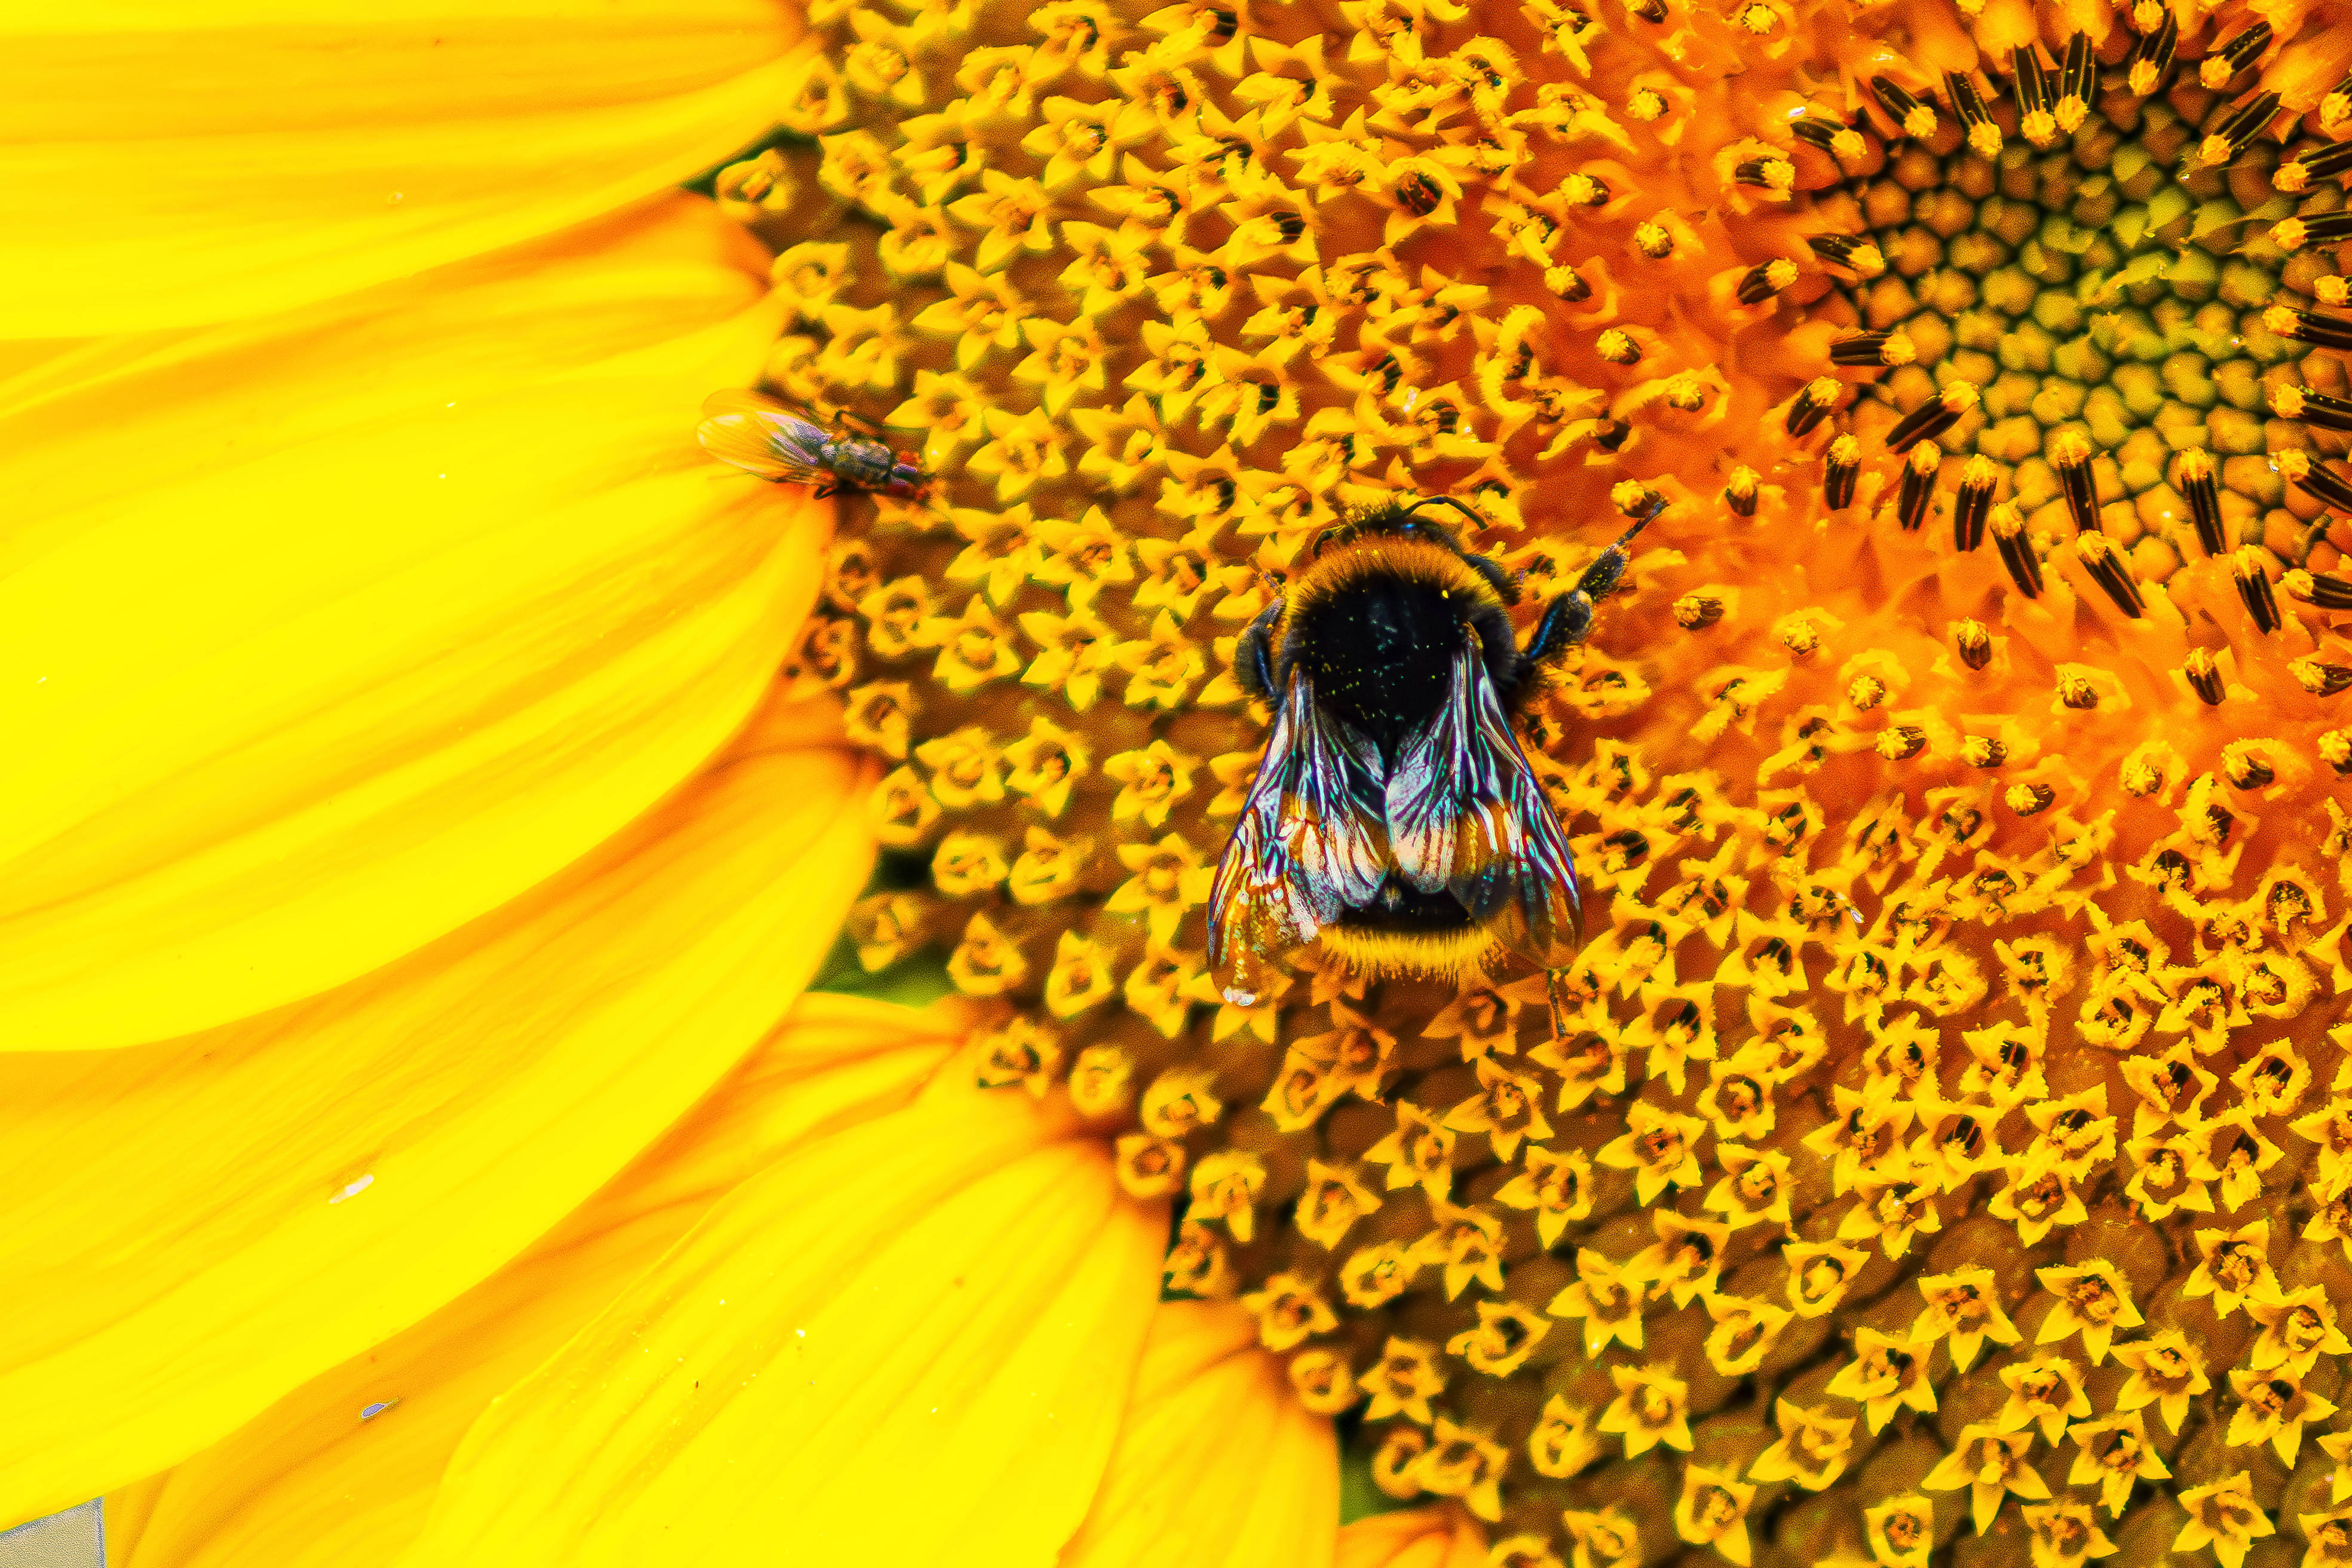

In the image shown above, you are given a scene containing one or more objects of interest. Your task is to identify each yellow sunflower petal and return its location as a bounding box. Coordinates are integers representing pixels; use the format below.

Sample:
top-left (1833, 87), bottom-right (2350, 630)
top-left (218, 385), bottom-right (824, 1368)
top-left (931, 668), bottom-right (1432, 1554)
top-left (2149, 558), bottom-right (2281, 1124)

top-left (0, 702), bottom-right (874, 1529)
top-left (1061, 1300), bottom-right (1339, 1568)
top-left (1335, 1509), bottom-right (1490, 1568)
top-left (0, 1), bottom-right (803, 336)
top-left (102, 994), bottom-right (968, 1568)
top-left (402, 1089), bottom-right (1167, 1567)
top-left (1, 195), bottom-right (821, 1051)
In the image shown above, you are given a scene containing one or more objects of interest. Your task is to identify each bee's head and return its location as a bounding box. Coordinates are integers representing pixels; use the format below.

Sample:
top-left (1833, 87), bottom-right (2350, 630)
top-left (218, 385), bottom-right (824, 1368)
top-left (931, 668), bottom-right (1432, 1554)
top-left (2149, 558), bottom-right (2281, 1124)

top-left (1316, 495), bottom-right (1487, 558)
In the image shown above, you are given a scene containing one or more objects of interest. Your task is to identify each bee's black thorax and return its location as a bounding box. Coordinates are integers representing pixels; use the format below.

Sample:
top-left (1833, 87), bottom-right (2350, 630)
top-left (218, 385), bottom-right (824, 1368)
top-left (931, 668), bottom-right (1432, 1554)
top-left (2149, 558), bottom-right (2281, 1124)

top-left (1287, 575), bottom-right (1508, 764)
top-left (1276, 534), bottom-right (1519, 765)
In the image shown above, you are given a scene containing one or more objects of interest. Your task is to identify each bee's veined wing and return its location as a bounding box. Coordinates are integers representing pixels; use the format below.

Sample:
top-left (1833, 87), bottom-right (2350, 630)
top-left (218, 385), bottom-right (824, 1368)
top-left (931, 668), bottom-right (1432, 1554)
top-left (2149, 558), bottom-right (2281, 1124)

top-left (697, 388), bottom-right (835, 482)
top-left (1208, 685), bottom-right (1310, 1003)
top-left (1386, 639), bottom-right (1582, 963)
top-left (1208, 671), bottom-right (1388, 1002)
top-left (1276, 671), bottom-right (1389, 916)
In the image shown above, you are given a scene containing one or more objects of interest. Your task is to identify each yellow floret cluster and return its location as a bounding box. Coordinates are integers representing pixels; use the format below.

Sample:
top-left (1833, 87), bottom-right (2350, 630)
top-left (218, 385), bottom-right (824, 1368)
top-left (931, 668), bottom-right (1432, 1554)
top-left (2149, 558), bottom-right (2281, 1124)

top-left (711, 0), bottom-right (2352, 1558)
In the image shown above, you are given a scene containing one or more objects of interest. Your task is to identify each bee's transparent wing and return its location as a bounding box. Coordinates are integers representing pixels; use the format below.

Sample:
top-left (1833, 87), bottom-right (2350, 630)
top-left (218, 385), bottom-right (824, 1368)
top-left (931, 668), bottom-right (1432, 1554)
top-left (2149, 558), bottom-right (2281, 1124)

top-left (1278, 673), bottom-right (1389, 915)
top-left (697, 388), bottom-right (836, 483)
top-left (1209, 671), bottom-right (1387, 1002)
top-left (1386, 639), bottom-right (1582, 962)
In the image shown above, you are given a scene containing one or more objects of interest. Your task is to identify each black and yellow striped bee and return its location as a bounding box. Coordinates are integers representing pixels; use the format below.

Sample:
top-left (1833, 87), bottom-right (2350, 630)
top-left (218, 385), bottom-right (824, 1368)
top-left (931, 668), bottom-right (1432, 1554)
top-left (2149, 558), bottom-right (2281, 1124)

top-left (1208, 495), bottom-right (1652, 1004)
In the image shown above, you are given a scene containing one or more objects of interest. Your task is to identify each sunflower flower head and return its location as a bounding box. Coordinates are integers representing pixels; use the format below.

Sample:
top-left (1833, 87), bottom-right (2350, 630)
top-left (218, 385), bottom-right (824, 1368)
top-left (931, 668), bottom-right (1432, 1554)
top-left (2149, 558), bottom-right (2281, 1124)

top-left (707, 0), bottom-right (2352, 1554)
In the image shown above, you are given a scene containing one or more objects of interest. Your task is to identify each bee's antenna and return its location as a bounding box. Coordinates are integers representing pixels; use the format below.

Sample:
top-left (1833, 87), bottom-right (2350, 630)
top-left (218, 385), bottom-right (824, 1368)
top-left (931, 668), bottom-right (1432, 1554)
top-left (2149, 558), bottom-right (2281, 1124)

top-left (1407, 494), bottom-right (1492, 534)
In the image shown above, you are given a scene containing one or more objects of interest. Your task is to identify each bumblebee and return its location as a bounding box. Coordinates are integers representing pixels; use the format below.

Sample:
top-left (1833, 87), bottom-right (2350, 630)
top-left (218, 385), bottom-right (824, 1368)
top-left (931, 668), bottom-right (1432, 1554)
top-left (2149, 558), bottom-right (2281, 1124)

top-left (1207, 495), bottom-right (1651, 1005)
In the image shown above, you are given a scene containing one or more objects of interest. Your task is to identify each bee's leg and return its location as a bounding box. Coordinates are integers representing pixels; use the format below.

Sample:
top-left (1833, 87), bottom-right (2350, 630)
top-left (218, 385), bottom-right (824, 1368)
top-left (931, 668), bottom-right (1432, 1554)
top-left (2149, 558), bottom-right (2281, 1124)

top-left (1518, 590), bottom-right (1597, 668)
top-left (1516, 509), bottom-right (1656, 670)
top-left (1235, 598), bottom-right (1285, 703)
top-left (813, 479), bottom-right (840, 500)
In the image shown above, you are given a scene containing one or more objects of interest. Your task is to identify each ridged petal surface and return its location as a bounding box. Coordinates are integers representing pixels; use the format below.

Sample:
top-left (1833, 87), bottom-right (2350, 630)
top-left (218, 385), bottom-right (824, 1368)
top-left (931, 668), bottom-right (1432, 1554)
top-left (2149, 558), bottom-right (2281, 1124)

top-left (0, 1), bottom-right (803, 335)
top-left (0, 195), bottom-right (819, 1049)
top-left (0, 696), bottom-right (873, 1527)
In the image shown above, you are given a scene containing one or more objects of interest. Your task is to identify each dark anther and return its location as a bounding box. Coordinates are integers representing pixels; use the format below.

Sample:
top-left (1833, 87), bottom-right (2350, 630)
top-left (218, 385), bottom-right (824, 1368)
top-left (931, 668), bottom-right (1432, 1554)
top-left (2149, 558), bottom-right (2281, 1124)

top-left (1791, 116), bottom-right (1845, 151)
top-left (2287, 570), bottom-right (2352, 610)
top-left (2282, 141), bottom-right (2352, 187)
top-left (2077, 533), bottom-right (2145, 617)
top-left (1876, 726), bottom-right (1928, 761)
top-left (1953, 461), bottom-right (1995, 552)
top-left (2270, 306), bottom-right (2352, 350)
top-left (1806, 234), bottom-right (1876, 271)
top-left (1725, 467), bottom-right (1760, 516)
top-left (2289, 213), bottom-right (2352, 248)
top-left (2285, 450), bottom-right (2352, 509)
top-left (1944, 70), bottom-right (1988, 125)
top-left (2052, 431), bottom-right (2099, 533)
top-left (1872, 76), bottom-right (1928, 138)
top-left (2299, 660), bottom-right (2352, 696)
top-left (2226, 749), bottom-right (2276, 789)
top-left (1785, 378), bottom-right (1839, 437)
top-left (2011, 46), bottom-right (2052, 116)
top-left (2230, 545), bottom-right (2286, 630)
top-left (1829, 330), bottom-right (1904, 367)
top-left (2234, 548), bottom-right (2283, 632)
top-left (2007, 783), bottom-right (2056, 816)
top-left (2129, 12), bottom-right (2179, 90)
top-left (2204, 20), bottom-right (2271, 84)
top-left (1736, 260), bottom-right (1791, 304)
top-left (2184, 649), bottom-right (2227, 704)
top-left (1824, 434), bottom-right (1860, 510)
top-left (2206, 91), bottom-right (2282, 163)
top-left (1992, 506), bottom-right (2042, 598)
top-left (2057, 32), bottom-right (2093, 113)
top-left (1394, 174), bottom-right (1444, 216)
top-left (2276, 384), bottom-right (2352, 431)
top-left (1955, 619), bottom-right (1992, 669)
top-left (1870, 76), bottom-right (1936, 137)
top-left (1897, 442), bottom-right (1939, 532)
top-left (1886, 381), bottom-right (1976, 453)
top-left (1674, 593), bottom-right (1725, 630)
top-left (2179, 452), bottom-right (2225, 556)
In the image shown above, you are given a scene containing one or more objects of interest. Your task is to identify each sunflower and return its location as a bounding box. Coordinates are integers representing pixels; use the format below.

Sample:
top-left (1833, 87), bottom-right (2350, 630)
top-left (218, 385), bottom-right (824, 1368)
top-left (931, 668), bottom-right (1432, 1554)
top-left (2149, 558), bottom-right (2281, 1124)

top-left (11, 0), bottom-right (2352, 1563)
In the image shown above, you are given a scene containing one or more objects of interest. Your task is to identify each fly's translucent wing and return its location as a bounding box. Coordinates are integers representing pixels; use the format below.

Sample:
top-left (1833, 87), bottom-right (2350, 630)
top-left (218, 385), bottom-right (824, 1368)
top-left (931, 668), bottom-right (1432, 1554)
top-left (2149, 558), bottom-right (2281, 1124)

top-left (1385, 639), bottom-right (1582, 962)
top-left (1209, 670), bottom-right (1388, 1003)
top-left (697, 388), bottom-right (836, 483)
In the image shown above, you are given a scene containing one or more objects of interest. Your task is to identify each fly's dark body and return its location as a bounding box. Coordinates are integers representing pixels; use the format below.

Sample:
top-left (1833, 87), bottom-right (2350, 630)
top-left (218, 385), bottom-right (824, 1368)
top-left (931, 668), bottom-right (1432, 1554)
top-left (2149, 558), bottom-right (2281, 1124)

top-left (810, 430), bottom-right (926, 497)
top-left (1208, 495), bottom-right (1652, 1003)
